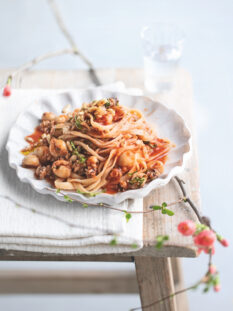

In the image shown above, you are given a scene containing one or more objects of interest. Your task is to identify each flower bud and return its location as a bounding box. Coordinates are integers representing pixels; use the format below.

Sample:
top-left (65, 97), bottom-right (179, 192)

top-left (209, 265), bottom-right (217, 275)
top-left (3, 85), bottom-right (11, 97)
top-left (220, 238), bottom-right (229, 247)
top-left (214, 284), bottom-right (221, 292)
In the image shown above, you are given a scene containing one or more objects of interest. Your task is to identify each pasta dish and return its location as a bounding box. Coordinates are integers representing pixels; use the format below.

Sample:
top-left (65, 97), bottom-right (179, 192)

top-left (21, 98), bottom-right (173, 194)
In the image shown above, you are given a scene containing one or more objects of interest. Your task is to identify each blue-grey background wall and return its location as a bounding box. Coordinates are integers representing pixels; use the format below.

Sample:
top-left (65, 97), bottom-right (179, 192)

top-left (0, 0), bottom-right (232, 310)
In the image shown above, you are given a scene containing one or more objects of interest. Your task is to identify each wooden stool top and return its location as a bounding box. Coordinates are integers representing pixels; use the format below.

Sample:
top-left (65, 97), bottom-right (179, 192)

top-left (0, 68), bottom-right (200, 261)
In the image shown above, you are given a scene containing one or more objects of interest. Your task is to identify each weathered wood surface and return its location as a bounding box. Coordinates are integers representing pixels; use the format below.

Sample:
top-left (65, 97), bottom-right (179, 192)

top-left (135, 257), bottom-right (177, 311)
top-left (171, 258), bottom-right (189, 311)
top-left (0, 269), bottom-right (138, 294)
top-left (0, 68), bottom-right (200, 260)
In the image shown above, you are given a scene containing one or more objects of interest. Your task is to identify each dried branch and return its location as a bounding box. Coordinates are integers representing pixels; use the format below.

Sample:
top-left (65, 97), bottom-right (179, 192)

top-left (174, 176), bottom-right (210, 226)
top-left (4, 48), bottom-right (78, 87)
top-left (47, 0), bottom-right (101, 86)
top-left (130, 281), bottom-right (203, 311)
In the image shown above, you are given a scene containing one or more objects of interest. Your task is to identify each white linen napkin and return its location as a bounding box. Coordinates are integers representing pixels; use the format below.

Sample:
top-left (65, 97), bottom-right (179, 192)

top-left (0, 84), bottom-right (143, 254)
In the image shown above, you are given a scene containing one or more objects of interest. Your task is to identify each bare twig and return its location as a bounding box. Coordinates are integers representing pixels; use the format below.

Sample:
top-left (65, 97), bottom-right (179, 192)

top-left (47, 0), bottom-right (101, 86)
top-left (5, 48), bottom-right (79, 87)
top-left (130, 281), bottom-right (203, 311)
top-left (47, 187), bottom-right (183, 214)
top-left (174, 176), bottom-right (203, 224)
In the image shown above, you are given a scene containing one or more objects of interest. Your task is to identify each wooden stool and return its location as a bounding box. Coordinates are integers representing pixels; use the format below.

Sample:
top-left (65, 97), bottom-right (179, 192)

top-left (0, 68), bottom-right (199, 311)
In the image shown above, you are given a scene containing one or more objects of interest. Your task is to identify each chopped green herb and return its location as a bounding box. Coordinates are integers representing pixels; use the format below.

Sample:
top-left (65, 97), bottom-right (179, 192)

top-left (56, 189), bottom-right (61, 193)
top-left (104, 101), bottom-right (111, 108)
top-left (82, 203), bottom-right (88, 208)
top-left (70, 141), bottom-right (86, 163)
top-left (129, 176), bottom-right (145, 186)
top-left (70, 141), bottom-right (76, 150)
top-left (131, 243), bottom-right (138, 249)
top-left (74, 115), bottom-right (82, 130)
top-left (128, 170), bottom-right (138, 176)
top-left (143, 141), bottom-right (157, 148)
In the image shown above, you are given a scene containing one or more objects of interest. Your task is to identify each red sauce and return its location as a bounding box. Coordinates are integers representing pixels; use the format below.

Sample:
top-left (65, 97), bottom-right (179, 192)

top-left (25, 126), bottom-right (43, 145)
top-left (105, 183), bottom-right (118, 194)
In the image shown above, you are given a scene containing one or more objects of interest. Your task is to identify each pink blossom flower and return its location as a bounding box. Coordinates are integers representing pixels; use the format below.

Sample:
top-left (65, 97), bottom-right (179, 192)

top-left (178, 220), bottom-right (196, 236)
top-left (194, 230), bottom-right (216, 247)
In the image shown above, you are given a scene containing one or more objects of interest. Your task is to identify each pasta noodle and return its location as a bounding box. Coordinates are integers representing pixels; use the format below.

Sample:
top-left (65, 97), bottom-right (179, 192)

top-left (21, 98), bottom-right (173, 194)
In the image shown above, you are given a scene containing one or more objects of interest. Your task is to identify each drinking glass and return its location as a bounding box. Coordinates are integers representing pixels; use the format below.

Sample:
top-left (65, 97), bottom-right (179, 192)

top-left (141, 23), bottom-right (185, 93)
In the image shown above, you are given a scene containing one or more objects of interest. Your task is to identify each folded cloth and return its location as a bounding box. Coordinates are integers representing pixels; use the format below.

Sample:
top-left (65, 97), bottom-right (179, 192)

top-left (0, 84), bottom-right (143, 254)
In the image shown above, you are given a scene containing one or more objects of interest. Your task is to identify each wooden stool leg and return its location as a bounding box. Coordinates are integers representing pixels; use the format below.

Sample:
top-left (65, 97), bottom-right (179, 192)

top-left (171, 258), bottom-right (189, 311)
top-left (135, 257), bottom-right (177, 311)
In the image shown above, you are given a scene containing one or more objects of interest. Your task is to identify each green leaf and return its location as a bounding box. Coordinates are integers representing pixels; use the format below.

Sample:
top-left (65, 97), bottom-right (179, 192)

top-left (56, 189), bottom-right (61, 193)
top-left (155, 241), bottom-right (163, 249)
top-left (152, 205), bottom-right (162, 210)
top-left (162, 202), bottom-right (167, 208)
top-left (213, 275), bottom-right (220, 286)
top-left (82, 203), bottom-right (88, 208)
top-left (163, 235), bottom-right (169, 241)
top-left (110, 238), bottom-right (117, 246)
top-left (165, 209), bottom-right (174, 216)
top-left (125, 212), bottom-right (132, 223)
top-left (155, 235), bottom-right (169, 249)
top-left (203, 286), bottom-right (210, 293)
top-left (162, 209), bottom-right (167, 214)
top-left (70, 141), bottom-right (76, 150)
top-left (64, 195), bottom-right (73, 203)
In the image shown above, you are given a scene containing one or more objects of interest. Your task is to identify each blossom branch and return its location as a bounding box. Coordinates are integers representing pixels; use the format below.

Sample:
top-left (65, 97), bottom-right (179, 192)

top-left (47, 0), bottom-right (101, 86)
top-left (4, 48), bottom-right (78, 87)
top-left (130, 281), bottom-right (203, 311)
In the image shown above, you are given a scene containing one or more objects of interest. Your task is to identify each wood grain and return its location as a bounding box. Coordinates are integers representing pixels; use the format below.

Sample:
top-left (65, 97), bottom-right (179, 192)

top-left (0, 68), bottom-right (200, 260)
top-left (0, 269), bottom-right (138, 294)
top-left (135, 257), bottom-right (177, 311)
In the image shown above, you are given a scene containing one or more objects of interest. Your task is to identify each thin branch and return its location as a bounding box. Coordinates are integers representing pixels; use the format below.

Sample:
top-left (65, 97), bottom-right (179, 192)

top-left (174, 176), bottom-right (203, 224)
top-left (47, 0), bottom-right (101, 86)
top-left (6, 48), bottom-right (77, 84)
top-left (47, 187), bottom-right (183, 214)
top-left (130, 280), bottom-right (203, 311)
top-left (0, 193), bottom-right (111, 234)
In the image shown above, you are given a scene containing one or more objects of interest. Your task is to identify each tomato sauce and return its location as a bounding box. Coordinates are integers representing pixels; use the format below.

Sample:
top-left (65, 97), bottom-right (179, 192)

top-left (25, 126), bottom-right (43, 145)
top-left (105, 183), bottom-right (118, 194)
top-left (21, 126), bottom-right (43, 155)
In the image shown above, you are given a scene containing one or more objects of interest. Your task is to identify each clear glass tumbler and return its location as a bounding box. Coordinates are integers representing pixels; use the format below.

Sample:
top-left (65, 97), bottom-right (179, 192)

top-left (141, 23), bottom-right (185, 93)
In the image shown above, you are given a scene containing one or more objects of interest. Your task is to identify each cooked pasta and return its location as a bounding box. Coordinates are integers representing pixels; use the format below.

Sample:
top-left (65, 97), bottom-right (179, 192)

top-left (21, 98), bottom-right (173, 194)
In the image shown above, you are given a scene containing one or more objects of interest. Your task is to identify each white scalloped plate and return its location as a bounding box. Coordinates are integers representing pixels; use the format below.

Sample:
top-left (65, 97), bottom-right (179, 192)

top-left (6, 89), bottom-right (191, 205)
